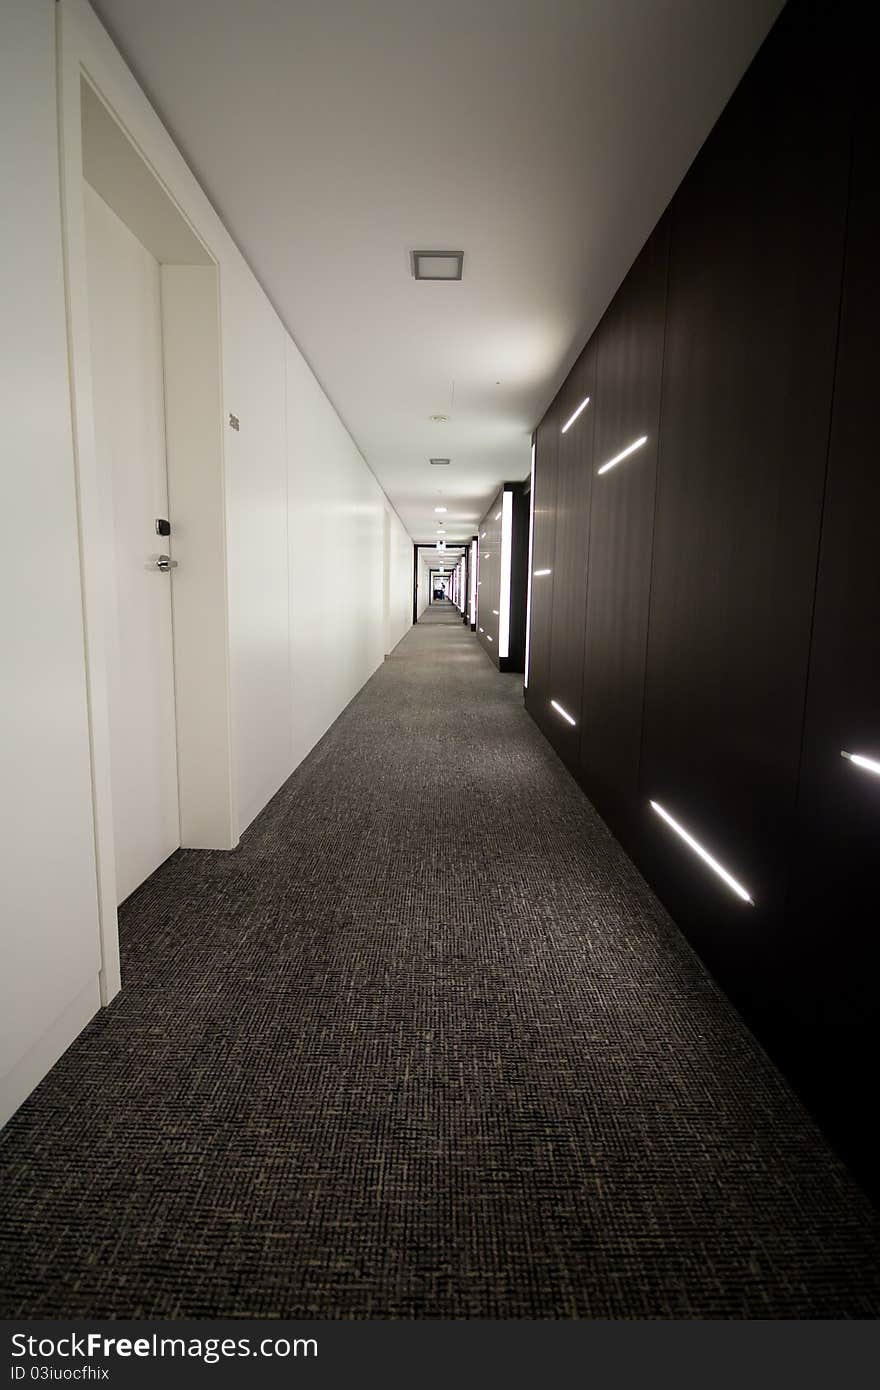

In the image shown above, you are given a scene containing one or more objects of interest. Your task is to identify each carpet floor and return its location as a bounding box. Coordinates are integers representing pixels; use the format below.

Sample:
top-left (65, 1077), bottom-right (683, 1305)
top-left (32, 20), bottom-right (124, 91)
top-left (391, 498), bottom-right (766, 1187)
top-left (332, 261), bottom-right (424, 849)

top-left (2, 611), bottom-right (879, 1318)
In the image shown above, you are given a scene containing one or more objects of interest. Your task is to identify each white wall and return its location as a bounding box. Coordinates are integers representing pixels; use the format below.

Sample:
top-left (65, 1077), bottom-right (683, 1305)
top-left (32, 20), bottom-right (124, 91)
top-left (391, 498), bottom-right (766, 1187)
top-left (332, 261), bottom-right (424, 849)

top-left (286, 336), bottom-right (387, 774)
top-left (0, 0), bottom-right (414, 1125)
top-left (388, 511), bottom-right (414, 651)
top-left (0, 0), bottom-right (102, 1120)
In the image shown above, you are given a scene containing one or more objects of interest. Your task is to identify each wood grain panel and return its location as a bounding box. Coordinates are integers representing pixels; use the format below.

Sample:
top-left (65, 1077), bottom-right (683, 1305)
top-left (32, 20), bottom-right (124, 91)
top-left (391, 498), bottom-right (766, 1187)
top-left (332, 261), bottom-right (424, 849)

top-left (781, 86), bottom-right (879, 1186)
top-left (476, 487), bottom-right (503, 663)
top-left (524, 399), bottom-right (560, 731)
top-left (579, 219), bottom-right (669, 842)
top-left (544, 346), bottom-right (596, 769)
top-left (638, 0), bottom-right (851, 1016)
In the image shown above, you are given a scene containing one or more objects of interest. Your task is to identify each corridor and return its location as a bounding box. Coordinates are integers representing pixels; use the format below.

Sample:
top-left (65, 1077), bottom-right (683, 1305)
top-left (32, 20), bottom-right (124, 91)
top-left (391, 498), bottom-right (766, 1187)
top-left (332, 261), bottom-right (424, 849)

top-left (2, 618), bottom-right (879, 1319)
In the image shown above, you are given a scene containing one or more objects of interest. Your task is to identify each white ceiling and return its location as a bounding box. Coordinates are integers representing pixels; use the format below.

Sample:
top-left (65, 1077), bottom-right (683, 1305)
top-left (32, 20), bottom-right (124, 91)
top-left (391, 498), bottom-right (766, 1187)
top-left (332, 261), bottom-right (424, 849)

top-left (90, 0), bottom-right (783, 543)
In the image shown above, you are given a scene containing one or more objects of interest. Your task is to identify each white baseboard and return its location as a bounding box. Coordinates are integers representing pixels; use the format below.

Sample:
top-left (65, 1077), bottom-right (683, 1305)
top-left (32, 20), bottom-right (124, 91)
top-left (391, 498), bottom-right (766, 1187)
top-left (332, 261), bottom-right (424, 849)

top-left (0, 976), bottom-right (101, 1129)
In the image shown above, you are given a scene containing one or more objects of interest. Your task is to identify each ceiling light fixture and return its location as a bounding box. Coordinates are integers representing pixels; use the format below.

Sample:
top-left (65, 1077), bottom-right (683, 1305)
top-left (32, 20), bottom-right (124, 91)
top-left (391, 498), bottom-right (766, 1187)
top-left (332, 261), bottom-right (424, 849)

top-left (533, 568), bottom-right (551, 576)
top-left (434, 506), bottom-right (447, 513)
top-left (597, 435), bottom-right (648, 475)
top-left (412, 250), bottom-right (464, 281)
top-left (650, 801), bottom-right (754, 905)
top-left (429, 457), bottom-right (450, 466)
top-left (561, 397), bottom-right (590, 434)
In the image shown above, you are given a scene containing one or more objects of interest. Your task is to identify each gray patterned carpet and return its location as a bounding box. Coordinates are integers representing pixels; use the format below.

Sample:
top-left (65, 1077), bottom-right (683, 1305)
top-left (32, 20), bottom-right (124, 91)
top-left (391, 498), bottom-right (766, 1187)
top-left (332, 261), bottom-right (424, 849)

top-left (2, 609), bottom-right (879, 1318)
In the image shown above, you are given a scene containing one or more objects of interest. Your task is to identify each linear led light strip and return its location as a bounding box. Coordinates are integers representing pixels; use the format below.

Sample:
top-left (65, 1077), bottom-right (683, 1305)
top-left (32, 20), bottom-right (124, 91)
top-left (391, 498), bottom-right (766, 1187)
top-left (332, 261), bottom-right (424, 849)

top-left (469, 537), bottom-right (478, 626)
top-left (533, 568), bottom-right (551, 576)
top-left (841, 750), bottom-right (880, 776)
top-left (650, 801), bottom-right (754, 905)
top-left (597, 435), bottom-right (648, 475)
top-left (524, 438), bottom-right (536, 688)
top-left (561, 396), bottom-right (590, 434)
top-left (498, 489), bottom-right (513, 658)
top-left (550, 699), bottom-right (576, 726)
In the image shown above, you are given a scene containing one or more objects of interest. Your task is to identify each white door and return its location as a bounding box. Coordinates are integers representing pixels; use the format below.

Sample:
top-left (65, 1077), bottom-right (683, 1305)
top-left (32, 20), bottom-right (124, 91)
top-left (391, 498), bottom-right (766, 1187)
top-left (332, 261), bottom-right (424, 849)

top-left (84, 185), bottom-right (180, 904)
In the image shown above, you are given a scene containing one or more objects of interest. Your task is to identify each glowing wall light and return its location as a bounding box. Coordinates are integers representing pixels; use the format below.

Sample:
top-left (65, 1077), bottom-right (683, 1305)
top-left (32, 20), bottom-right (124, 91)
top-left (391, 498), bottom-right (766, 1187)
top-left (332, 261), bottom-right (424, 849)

top-left (561, 397), bottom-right (590, 434)
top-left (533, 568), bottom-right (552, 577)
top-left (469, 537), bottom-right (478, 628)
top-left (597, 435), bottom-right (648, 475)
top-left (841, 750), bottom-right (880, 776)
top-left (498, 487), bottom-right (513, 659)
top-left (524, 437), bottom-right (536, 688)
top-left (649, 801), bottom-right (754, 905)
top-left (550, 699), bottom-right (576, 726)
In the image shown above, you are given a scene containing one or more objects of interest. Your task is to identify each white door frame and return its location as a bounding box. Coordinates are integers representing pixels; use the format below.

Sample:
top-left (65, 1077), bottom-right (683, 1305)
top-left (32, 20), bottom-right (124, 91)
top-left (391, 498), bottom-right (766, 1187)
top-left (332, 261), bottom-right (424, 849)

top-left (56, 2), bottom-right (237, 1004)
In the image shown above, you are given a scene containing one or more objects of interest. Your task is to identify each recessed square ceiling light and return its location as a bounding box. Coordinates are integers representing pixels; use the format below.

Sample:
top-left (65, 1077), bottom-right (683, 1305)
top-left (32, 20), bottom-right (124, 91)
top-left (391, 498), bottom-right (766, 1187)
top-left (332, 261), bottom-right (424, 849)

top-left (411, 250), bottom-right (464, 280)
top-left (429, 458), bottom-right (450, 466)
top-left (434, 506), bottom-right (448, 513)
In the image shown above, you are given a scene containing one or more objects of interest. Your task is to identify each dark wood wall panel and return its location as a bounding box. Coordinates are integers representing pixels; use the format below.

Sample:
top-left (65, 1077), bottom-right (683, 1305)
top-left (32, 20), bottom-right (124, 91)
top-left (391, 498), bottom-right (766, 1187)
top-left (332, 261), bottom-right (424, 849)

top-left (524, 399), bottom-right (560, 733)
top-left (639, 0), bottom-right (851, 1017)
top-left (524, 1), bottom-right (876, 1184)
top-left (578, 220), bottom-right (669, 843)
top-left (476, 487), bottom-right (503, 661)
top-left (545, 345), bottom-right (596, 770)
top-left (780, 88), bottom-right (878, 1186)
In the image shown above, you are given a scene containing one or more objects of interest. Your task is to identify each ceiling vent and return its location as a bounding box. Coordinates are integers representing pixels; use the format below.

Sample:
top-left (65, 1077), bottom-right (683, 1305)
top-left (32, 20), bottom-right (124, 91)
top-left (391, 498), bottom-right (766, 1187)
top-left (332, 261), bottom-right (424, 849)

top-left (429, 458), bottom-right (450, 466)
top-left (411, 250), bottom-right (463, 281)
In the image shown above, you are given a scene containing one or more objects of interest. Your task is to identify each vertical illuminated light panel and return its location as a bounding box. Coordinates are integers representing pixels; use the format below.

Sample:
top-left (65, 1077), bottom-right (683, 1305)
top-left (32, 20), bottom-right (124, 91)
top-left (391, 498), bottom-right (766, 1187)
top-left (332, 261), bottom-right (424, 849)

top-left (524, 437), bottom-right (536, 687)
top-left (469, 538), bottom-right (478, 629)
top-left (498, 488), bottom-right (513, 658)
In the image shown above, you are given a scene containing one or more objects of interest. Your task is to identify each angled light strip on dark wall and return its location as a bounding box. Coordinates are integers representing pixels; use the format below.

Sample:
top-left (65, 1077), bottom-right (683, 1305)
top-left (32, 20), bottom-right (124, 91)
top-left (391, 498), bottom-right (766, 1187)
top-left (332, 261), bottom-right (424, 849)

top-left (597, 435), bottom-right (648, 475)
top-left (550, 699), bottom-right (576, 726)
top-left (650, 801), bottom-right (754, 904)
top-left (841, 750), bottom-right (880, 776)
top-left (560, 396), bottom-right (590, 434)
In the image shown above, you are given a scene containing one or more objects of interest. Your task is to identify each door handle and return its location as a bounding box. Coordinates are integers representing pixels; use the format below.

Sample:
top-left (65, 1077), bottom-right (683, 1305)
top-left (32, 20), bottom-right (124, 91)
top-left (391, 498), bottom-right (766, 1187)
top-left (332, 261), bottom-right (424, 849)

top-left (155, 555), bottom-right (178, 572)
